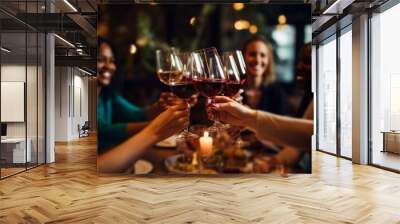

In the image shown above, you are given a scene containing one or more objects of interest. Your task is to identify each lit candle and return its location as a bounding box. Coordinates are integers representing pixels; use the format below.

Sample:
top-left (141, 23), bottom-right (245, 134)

top-left (199, 131), bottom-right (213, 158)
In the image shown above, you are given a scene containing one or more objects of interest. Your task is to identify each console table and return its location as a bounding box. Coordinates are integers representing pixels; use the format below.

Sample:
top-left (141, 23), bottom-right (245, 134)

top-left (382, 131), bottom-right (400, 154)
top-left (0, 138), bottom-right (32, 164)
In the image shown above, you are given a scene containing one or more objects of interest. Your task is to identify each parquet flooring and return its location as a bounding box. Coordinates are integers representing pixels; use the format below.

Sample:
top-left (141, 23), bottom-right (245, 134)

top-left (1, 135), bottom-right (400, 223)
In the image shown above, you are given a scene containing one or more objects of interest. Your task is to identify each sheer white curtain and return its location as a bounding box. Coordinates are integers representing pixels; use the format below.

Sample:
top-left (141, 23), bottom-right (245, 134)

top-left (317, 37), bottom-right (337, 154)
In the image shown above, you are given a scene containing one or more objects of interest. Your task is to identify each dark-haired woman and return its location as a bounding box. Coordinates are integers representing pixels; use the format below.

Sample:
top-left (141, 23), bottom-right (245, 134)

top-left (97, 40), bottom-right (189, 173)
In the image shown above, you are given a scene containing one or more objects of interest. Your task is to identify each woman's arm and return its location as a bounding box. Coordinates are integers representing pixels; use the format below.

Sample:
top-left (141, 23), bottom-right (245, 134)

top-left (211, 96), bottom-right (313, 151)
top-left (97, 126), bottom-right (159, 173)
top-left (97, 104), bottom-right (190, 173)
top-left (126, 122), bottom-right (148, 136)
top-left (252, 111), bottom-right (313, 152)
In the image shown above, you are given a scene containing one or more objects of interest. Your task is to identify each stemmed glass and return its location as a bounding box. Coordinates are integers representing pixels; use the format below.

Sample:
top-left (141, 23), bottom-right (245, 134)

top-left (222, 52), bottom-right (242, 99)
top-left (233, 50), bottom-right (247, 86)
top-left (222, 51), bottom-right (247, 147)
top-left (192, 47), bottom-right (226, 132)
top-left (155, 48), bottom-right (183, 86)
top-left (224, 51), bottom-right (246, 100)
top-left (219, 52), bottom-right (242, 130)
top-left (170, 52), bottom-right (199, 140)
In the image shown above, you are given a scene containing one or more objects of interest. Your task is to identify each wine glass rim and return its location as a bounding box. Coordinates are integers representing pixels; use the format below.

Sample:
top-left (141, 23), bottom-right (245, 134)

top-left (222, 50), bottom-right (243, 54)
top-left (193, 47), bottom-right (218, 53)
top-left (156, 47), bottom-right (179, 53)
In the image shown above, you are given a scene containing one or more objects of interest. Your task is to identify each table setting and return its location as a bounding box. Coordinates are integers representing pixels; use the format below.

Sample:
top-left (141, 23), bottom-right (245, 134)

top-left (134, 46), bottom-right (288, 175)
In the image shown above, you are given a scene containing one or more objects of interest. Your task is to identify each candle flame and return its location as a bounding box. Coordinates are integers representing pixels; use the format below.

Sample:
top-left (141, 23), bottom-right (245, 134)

top-left (204, 131), bottom-right (209, 137)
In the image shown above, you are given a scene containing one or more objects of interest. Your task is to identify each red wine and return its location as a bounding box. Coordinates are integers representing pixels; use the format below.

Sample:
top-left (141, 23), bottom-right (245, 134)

top-left (193, 79), bottom-right (224, 98)
top-left (170, 82), bottom-right (197, 99)
top-left (240, 73), bottom-right (247, 85)
top-left (223, 82), bottom-right (241, 98)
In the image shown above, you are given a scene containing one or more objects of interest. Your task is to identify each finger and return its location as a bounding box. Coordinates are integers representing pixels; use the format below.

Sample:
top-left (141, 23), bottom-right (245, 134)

top-left (171, 103), bottom-right (188, 111)
top-left (207, 109), bottom-right (216, 121)
top-left (215, 101), bottom-right (246, 119)
top-left (214, 102), bottom-right (235, 112)
top-left (213, 96), bottom-right (234, 104)
top-left (178, 116), bottom-right (189, 123)
top-left (173, 110), bottom-right (189, 120)
top-left (212, 108), bottom-right (243, 126)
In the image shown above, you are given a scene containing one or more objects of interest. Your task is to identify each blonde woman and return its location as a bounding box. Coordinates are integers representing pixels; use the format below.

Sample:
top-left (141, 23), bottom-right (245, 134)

top-left (242, 36), bottom-right (287, 115)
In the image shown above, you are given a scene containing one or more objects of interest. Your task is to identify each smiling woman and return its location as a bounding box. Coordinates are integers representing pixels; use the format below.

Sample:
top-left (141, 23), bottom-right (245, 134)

top-left (242, 35), bottom-right (288, 115)
top-left (97, 3), bottom-right (312, 175)
top-left (96, 39), bottom-right (190, 173)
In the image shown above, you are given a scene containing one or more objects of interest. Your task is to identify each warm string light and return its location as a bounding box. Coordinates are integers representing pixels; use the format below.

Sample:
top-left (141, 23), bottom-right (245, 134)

top-left (234, 20), bottom-right (250, 30)
top-left (249, 25), bottom-right (258, 34)
top-left (136, 37), bottom-right (148, 47)
top-left (233, 3), bottom-right (244, 11)
top-left (190, 17), bottom-right (196, 26)
top-left (278, 15), bottom-right (287, 25)
top-left (130, 44), bottom-right (137, 55)
top-left (234, 20), bottom-right (258, 34)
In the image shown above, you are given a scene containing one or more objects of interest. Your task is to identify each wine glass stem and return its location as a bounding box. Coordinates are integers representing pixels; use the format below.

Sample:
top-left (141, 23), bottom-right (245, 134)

top-left (210, 97), bottom-right (221, 126)
top-left (185, 99), bottom-right (191, 132)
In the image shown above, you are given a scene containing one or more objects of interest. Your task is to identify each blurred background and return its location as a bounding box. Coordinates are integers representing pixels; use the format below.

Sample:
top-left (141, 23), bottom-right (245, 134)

top-left (98, 4), bottom-right (311, 116)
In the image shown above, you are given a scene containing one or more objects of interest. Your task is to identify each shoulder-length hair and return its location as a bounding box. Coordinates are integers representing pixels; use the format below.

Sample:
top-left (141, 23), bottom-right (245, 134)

top-left (241, 35), bottom-right (276, 86)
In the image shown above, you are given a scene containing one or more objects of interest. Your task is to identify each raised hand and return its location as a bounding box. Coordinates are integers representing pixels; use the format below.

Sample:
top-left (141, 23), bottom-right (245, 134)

top-left (144, 103), bottom-right (190, 141)
top-left (208, 96), bottom-right (257, 128)
top-left (158, 92), bottom-right (182, 110)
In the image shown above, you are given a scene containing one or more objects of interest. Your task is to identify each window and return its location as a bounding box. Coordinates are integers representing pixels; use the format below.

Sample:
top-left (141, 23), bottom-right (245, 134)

top-left (339, 28), bottom-right (352, 158)
top-left (370, 3), bottom-right (400, 171)
top-left (317, 36), bottom-right (337, 154)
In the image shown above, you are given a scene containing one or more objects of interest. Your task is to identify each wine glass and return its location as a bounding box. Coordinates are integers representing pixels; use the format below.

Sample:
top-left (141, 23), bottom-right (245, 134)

top-left (220, 52), bottom-right (242, 130)
top-left (225, 50), bottom-right (246, 102)
top-left (222, 52), bottom-right (241, 98)
top-left (192, 47), bottom-right (226, 132)
top-left (155, 48), bottom-right (183, 86)
top-left (222, 51), bottom-right (247, 147)
top-left (234, 50), bottom-right (247, 86)
top-left (170, 52), bottom-right (199, 140)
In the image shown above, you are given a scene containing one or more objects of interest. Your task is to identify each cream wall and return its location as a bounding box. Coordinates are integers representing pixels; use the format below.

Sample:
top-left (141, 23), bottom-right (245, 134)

top-left (1, 64), bottom-right (45, 163)
top-left (54, 67), bottom-right (89, 141)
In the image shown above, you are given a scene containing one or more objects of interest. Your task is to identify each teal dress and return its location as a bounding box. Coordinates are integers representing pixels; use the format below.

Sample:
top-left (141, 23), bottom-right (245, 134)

top-left (98, 88), bottom-right (146, 154)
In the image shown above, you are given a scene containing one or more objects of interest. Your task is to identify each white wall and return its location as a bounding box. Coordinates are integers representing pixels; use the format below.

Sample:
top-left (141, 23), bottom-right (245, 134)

top-left (1, 65), bottom-right (26, 138)
top-left (54, 67), bottom-right (89, 141)
top-left (1, 64), bottom-right (45, 163)
top-left (1, 65), bottom-right (37, 138)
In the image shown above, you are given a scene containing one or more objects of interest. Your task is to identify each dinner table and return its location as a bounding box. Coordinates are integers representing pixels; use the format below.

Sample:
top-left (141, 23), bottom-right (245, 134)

top-left (135, 132), bottom-right (301, 175)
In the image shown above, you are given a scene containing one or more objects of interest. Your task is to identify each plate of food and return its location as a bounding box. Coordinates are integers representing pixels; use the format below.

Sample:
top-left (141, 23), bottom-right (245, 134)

top-left (221, 147), bottom-right (252, 173)
top-left (164, 154), bottom-right (217, 174)
top-left (155, 135), bottom-right (177, 148)
top-left (133, 160), bottom-right (153, 175)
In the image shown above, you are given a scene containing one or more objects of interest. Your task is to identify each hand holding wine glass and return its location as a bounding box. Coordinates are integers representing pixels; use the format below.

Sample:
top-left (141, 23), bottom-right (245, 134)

top-left (192, 47), bottom-right (226, 132)
top-left (158, 92), bottom-right (182, 110)
top-left (209, 96), bottom-right (257, 128)
top-left (156, 48), bottom-right (183, 85)
top-left (168, 52), bottom-right (199, 140)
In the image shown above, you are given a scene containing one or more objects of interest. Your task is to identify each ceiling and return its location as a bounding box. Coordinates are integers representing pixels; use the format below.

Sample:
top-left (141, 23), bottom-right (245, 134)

top-left (0, 0), bottom-right (391, 70)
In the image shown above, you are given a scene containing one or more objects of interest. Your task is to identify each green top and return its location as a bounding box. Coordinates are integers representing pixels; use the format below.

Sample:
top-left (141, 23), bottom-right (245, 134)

top-left (97, 88), bottom-right (146, 154)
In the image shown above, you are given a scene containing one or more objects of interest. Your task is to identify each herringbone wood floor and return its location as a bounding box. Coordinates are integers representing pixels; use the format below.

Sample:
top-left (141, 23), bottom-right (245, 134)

top-left (1, 135), bottom-right (400, 224)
